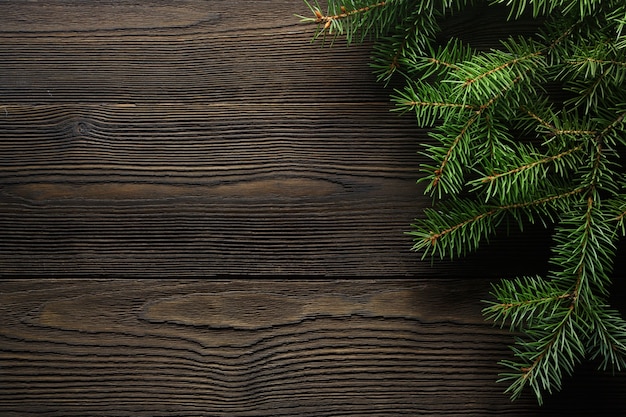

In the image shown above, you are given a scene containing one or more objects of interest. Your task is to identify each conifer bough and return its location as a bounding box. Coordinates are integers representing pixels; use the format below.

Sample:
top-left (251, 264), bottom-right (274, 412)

top-left (300, 0), bottom-right (626, 405)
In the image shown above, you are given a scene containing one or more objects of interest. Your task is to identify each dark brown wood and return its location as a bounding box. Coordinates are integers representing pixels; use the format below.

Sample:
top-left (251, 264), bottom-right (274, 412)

top-left (0, 0), bottom-right (551, 277)
top-left (2, 1), bottom-right (626, 415)
top-left (0, 0), bottom-right (425, 276)
top-left (2, 279), bottom-right (625, 416)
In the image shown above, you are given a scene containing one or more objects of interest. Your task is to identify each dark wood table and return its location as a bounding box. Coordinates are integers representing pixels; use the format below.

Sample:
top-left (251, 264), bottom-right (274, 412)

top-left (1, 1), bottom-right (625, 415)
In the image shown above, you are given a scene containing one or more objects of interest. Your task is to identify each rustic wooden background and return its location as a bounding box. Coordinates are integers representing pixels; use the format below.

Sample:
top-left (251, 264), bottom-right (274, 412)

top-left (1, 1), bottom-right (625, 415)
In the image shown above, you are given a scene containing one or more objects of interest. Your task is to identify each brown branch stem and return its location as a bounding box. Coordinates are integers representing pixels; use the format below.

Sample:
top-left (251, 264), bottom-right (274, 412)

top-left (482, 144), bottom-right (584, 183)
top-left (427, 187), bottom-right (585, 246)
top-left (314, 2), bottom-right (387, 29)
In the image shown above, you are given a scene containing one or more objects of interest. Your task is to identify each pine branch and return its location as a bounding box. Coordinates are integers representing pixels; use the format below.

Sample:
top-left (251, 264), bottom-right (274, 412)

top-left (483, 276), bottom-right (573, 331)
top-left (423, 71), bottom-right (530, 196)
top-left (522, 107), bottom-right (597, 137)
top-left (371, 12), bottom-right (441, 82)
top-left (301, 0), bottom-right (626, 404)
top-left (481, 145), bottom-right (583, 183)
top-left (491, 0), bottom-right (610, 19)
top-left (497, 112), bottom-right (625, 401)
top-left (614, 206), bottom-right (626, 234)
top-left (391, 79), bottom-right (477, 126)
top-left (424, 114), bottom-right (480, 196)
top-left (404, 38), bottom-right (476, 79)
top-left (298, 0), bottom-right (403, 44)
top-left (585, 306), bottom-right (626, 372)
top-left (499, 195), bottom-right (617, 404)
top-left (498, 307), bottom-right (584, 404)
top-left (409, 187), bottom-right (585, 259)
top-left (472, 142), bottom-right (585, 203)
top-left (313, 1), bottom-right (388, 31)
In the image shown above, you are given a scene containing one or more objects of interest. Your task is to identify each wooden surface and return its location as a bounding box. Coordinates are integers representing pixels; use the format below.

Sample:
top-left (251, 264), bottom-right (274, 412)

top-left (0, 0), bottom-right (552, 277)
top-left (0, 0), bottom-right (425, 277)
top-left (2, 279), bottom-right (626, 417)
top-left (1, 1), bottom-right (626, 415)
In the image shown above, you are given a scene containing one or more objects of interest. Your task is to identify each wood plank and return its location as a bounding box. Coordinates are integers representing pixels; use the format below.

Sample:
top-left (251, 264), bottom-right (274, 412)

top-left (0, 102), bottom-right (424, 276)
top-left (2, 279), bottom-right (626, 416)
top-left (0, 1), bottom-right (554, 276)
top-left (0, 0), bottom-right (418, 276)
top-left (0, 0), bottom-right (382, 105)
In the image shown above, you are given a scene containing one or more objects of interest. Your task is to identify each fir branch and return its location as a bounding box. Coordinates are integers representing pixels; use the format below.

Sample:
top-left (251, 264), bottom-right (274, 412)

top-left (313, 1), bottom-right (388, 31)
top-left (482, 146), bottom-right (583, 182)
top-left (461, 51), bottom-right (543, 89)
top-left (499, 306), bottom-right (584, 404)
top-left (373, 33), bottom-right (409, 82)
top-left (567, 57), bottom-right (626, 70)
top-left (298, 0), bottom-right (402, 44)
top-left (410, 187), bottom-right (585, 258)
top-left (420, 204), bottom-right (497, 251)
top-left (483, 276), bottom-right (573, 331)
top-left (505, 187), bottom-right (586, 210)
top-left (474, 143), bottom-right (585, 202)
top-left (428, 113), bottom-right (479, 194)
top-left (585, 307), bottom-right (626, 372)
top-left (302, 0), bottom-right (626, 404)
top-left (501, 191), bottom-right (618, 404)
top-left (596, 110), bottom-right (626, 148)
top-left (400, 37), bottom-right (477, 82)
top-left (371, 12), bottom-right (441, 82)
top-left (428, 57), bottom-right (460, 70)
top-left (392, 80), bottom-right (477, 126)
top-left (522, 107), bottom-right (597, 137)
top-left (492, 0), bottom-right (608, 19)
top-left (499, 115), bottom-right (624, 401)
top-left (614, 207), bottom-right (626, 232)
top-left (398, 99), bottom-right (475, 111)
top-left (426, 71), bottom-right (529, 195)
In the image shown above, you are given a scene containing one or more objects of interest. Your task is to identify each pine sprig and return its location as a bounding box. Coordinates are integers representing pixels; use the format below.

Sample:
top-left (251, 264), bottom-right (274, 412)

top-left (483, 275), bottom-right (573, 331)
top-left (469, 142), bottom-right (585, 203)
top-left (410, 186), bottom-right (585, 259)
top-left (498, 308), bottom-right (586, 404)
top-left (371, 11), bottom-right (441, 82)
top-left (301, 0), bottom-right (626, 404)
top-left (298, 0), bottom-right (401, 44)
top-left (392, 80), bottom-right (477, 127)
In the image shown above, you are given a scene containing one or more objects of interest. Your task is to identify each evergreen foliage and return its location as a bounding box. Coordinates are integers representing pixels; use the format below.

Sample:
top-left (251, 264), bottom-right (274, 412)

top-left (299, 0), bottom-right (626, 404)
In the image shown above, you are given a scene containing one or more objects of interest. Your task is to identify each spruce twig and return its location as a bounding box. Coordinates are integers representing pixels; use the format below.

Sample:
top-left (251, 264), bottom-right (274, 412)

top-left (300, 0), bottom-right (626, 404)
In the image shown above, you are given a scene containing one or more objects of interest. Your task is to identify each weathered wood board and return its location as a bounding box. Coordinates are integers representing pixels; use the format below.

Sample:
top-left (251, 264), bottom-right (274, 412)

top-left (0, 0), bottom-right (424, 276)
top-left (2, 279), bottom-right (626, 416)
top-left (0, 0), bottom-right (552, 277)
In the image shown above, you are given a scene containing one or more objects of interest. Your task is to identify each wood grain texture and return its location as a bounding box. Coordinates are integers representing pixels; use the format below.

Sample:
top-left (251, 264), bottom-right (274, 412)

top-left (0, 0), bottom-right (551, 277)
top-left (2, 2), bottom-right (626, 415)
top-left (0, 0), bottom-right (422, 276)
top-left (2, 279), bottom-right (626, 416)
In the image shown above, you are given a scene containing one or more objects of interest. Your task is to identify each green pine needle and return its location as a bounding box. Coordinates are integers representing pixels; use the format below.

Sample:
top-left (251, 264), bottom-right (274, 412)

top-left (301, 0), bottom-right (626, 404)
